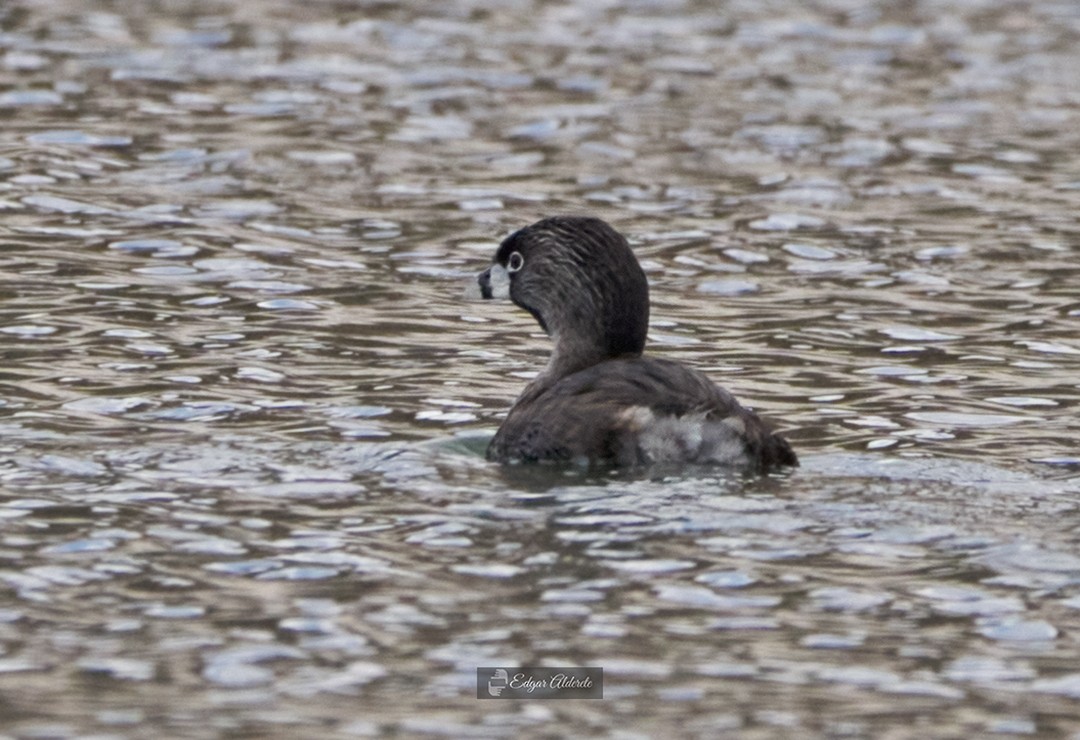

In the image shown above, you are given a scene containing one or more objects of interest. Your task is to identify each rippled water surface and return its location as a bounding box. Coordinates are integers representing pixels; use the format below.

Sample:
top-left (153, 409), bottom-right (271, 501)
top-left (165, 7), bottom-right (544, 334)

top-left (1, 0), bottom-right (1080, 737)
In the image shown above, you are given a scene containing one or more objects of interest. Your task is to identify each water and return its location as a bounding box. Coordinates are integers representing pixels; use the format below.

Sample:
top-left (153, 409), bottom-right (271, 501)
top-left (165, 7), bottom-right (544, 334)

top-left (1, 0), bottom-right (1079, 736)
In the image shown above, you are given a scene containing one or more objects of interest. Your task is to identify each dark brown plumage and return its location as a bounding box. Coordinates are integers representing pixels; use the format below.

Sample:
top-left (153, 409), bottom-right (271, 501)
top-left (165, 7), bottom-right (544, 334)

top-left (478, 216), bottom-right (796, 472)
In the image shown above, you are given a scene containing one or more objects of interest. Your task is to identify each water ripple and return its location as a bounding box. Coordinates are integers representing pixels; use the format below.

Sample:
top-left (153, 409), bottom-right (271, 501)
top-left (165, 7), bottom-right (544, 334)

top-left (0, 0), bottom-right (1078, 736)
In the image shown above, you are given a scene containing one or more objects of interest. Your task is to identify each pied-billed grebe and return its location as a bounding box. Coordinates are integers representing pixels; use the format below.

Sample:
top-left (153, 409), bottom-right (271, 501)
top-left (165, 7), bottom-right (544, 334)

top-left (478, 216), bottom-right (797, 472)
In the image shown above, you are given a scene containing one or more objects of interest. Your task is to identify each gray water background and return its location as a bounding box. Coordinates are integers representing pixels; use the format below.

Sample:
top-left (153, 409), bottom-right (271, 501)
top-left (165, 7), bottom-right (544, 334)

top-left (1, 0), bottom-right (1079, 737)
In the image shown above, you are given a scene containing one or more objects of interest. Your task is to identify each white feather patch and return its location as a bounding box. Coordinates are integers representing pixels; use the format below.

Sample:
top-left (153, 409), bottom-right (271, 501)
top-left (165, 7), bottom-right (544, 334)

top-left (619, 406), bottom-right (749, 465)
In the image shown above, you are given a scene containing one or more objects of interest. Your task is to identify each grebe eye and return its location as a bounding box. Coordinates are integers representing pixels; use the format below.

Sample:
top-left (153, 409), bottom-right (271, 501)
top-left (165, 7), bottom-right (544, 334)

top-left (507, 251), bottom-right (524, 273)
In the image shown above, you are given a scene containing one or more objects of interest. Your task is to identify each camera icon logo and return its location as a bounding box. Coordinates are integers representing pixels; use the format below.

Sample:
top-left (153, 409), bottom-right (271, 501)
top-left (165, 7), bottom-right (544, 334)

top-left (486, 668), bottom-right (509, 697)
